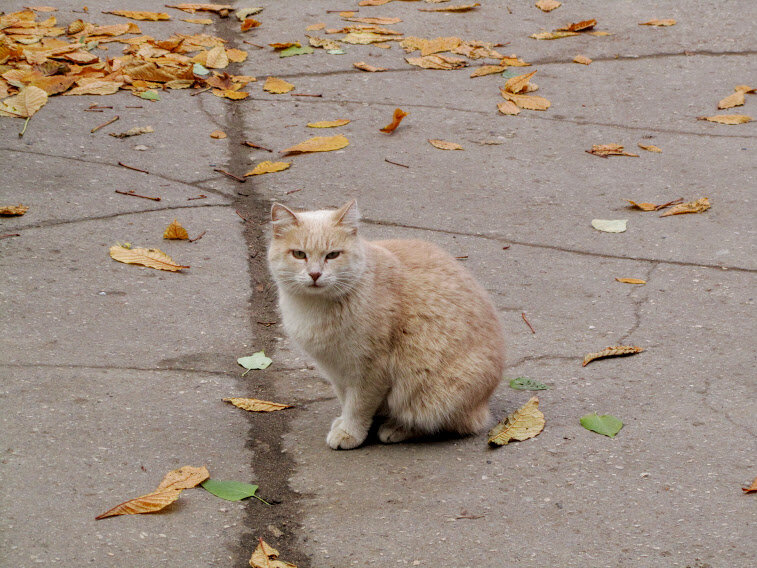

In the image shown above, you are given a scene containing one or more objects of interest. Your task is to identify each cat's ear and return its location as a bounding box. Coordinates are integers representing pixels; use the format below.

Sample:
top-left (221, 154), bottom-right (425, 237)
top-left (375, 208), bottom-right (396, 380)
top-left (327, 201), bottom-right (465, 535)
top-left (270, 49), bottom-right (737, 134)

top-left (271, 203), bottom-right (299, 237)
top-left (332, 200), bottom-right (360, 234)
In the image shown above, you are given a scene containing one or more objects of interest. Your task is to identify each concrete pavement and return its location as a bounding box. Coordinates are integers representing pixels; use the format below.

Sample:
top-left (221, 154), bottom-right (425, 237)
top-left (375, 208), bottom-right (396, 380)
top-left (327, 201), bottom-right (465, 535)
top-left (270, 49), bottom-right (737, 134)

top-left (1, 1), bottom-right (755, 567)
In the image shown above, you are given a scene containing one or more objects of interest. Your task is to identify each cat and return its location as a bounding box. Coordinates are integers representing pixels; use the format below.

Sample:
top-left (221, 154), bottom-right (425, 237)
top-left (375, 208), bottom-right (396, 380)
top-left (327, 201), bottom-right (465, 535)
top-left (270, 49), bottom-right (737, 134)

top-left (267, 200), bottom-right (506, 450)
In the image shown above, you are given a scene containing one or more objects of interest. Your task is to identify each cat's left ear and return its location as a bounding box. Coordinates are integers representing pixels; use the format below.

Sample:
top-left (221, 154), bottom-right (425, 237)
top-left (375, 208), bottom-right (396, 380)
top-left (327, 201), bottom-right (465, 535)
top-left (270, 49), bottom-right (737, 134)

top-left (271, 203), bottom-right (299, 237)
top-left (332, 200), bottom-right (360, 234)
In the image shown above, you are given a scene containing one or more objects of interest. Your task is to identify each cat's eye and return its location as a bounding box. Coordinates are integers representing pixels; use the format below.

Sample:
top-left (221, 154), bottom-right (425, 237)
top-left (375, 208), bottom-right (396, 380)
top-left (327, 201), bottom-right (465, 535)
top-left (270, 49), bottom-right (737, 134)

top-left (291, 250), bottom-right (306, 260)
top-left (325, 251), bottom-right (341, 260)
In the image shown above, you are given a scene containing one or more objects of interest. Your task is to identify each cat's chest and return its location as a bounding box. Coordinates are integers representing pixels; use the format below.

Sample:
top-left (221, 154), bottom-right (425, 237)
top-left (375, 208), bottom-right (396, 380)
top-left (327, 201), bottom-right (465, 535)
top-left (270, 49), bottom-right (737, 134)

top-left (280, 295), bottom-right (356, 354)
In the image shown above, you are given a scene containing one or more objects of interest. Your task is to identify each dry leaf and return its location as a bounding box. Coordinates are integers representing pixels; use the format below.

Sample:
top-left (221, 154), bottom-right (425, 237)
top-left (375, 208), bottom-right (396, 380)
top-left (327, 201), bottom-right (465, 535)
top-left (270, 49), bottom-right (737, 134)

top-left (428, 139), bottom-right (463, 150)
top-left (470, 65), bottom-right (507, 78)
top-left (615, 278), bottom-right (646, 285)
top-left (165, 3), bottom-right (233, 14)
top-left (307, 119), bottom-right (350, 128)
top-left (245, 161), bottom-right (291, 176)
top-left (269, 42), bottom-right (299, 50)
top-left (405, 54), bottom-right (468, 70)
top-left (380, 108), bottom-right (408, 133)
top-left (488, 396), bottom-right (545, 446)
top-left (210, 129), bottom-right (226, 139)
top-left (573, 54), bottom-right (592, 65)
top-left (637, 143), bottom-right (662, 152)
top-left (223, 397), bottom-right (293, 412)
top-left (307, 35), bottom-right (341, 50)
top-left (226, 48), bottom-right (248, 63)
top-left (0, 85), bottom-right (47, 117)
top-left (639, 19), bottom-right (676, 26)
top-left (500, 55), bottom-right (530, 66)
top-left (282, 135), bottom-right (349, 155)
top-left (241, 18), bottom-right (261, 31)
top-left (341, 32), bottom-right (400, 45)
top-left (163, 219), bottom-right (189, 240)
top-left (504, 70), bottom-right (537, 94)
top-left (105, 11), bottom-right (171, 21)
top-left (306, 22), bottom-right (326, 31)
top-left (353, 61), bottom-right (387, 72)
top-left (743, 477), bottom-right (757, 493)
top-left (419, 3), bottom-right (481, 12)
top-left (535, 0), bottom-right (561, 12)
top-left (583, 345), bottom-right (643, 367)
top-left (717, 91), bottom-right (745, 109)
top-left (400, 36), bottom-right (462, 56)
top-left (263, 76), bottom-right (294, 94)
top-left (659, 197), bottom-right (711, 217)
top-left (626, 200), bottom-right (658, 211)
top-left (557, 19), bottom-right (597, 32)
top-left (530, 30), bottom-right (578, 40)
top-left (205, 45), bottom-right (228, 69)
top-left (95, 488), bottom-right (182, 520)
top-left (110, 126), bottom-right (154, 138)
top-left (0, 204), bottom-right (29, 216)
top-left (697, 114), bottom-right (752, 125)
top-left (343, 17), bottom-right (402, 25)
top-left (109, 244), bottom-right (189, 272)
top-left (212, 89), bottom-right (249, 100)
top-left (587, 143), bottom-right (639, 157)
top-left (250, 537), bottom-right (297, 568)
top-left (181, 18), bottom-right (213, 24)
top-left (497, 100), bottom-right (521, 115)
top-left (64, 80), bottom-right (122, 96)
top-left (156, 465), bottom-right (209, 490)
top-left (500, 90), bottom-right (551, 111)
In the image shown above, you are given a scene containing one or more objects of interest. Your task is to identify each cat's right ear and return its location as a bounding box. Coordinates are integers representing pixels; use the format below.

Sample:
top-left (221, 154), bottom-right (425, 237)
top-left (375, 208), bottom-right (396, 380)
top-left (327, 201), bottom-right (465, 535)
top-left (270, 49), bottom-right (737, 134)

top-left (271, 203), bottom-right (299, 237)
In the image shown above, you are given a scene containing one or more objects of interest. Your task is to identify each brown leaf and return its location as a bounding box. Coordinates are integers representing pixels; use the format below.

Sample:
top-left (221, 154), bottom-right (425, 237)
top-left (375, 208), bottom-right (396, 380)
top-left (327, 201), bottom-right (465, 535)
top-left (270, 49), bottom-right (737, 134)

top-left (488, 396), bottom-right (545, 446)
top-left (557, 19), bottom-right (597, 32)
top-left (210, 129), bottom-right (227, 139)
top-left (573, 54), bottom-right (592, 65)
top-left (500, 90), bottom-right (551, 111)
top-left (0, 204), bottom-right (29, 216)
top-left (95, 488), bottom-right (182, 520)
top-left (470, 65), bottom-right (508, 78)
top-left (0, 85), bottom-right (47, 117)
top-left (63, 80), bottom-right (122, 96)
top-left (156, 465), bottom-right (209, 490)
top-left (110, 126), bottom-right (154, 138)
top-left (380, 108), bottom-right (408, 134)
top-left (250, 537), bottom-right (298, 568)
top-left (503, 70), bottom-right (537, 94)
top-left (400, 36), bottom-right (462, 56)
top-left (615, 278), bottom-right (646, 285)
top-left (226, 48), bottom-right (248, 63)
top-left (639, 19), bottom-right (676, 26)
top-left (535, 0), bottom-right (561, 12)
top-left (697, 114), bottom-right (752, 125)
top-left (282, 135), bottom-right (349, 155)
top-left (269, 42), bottom-right (300, 50)
top-left (109, 244), bottom-right (190, 272)
top-left (223, 398), bottom-right (293, 412)
top-left (587, 143), bottom-right (639, 157)
top-left (245, 161), bottom-right (291, 176)
top-left (743, 476), bottom-right (757, 493)
top-left (419, 3), bottom-right (481, 12)
top-left (263, 76), bottom-right (294, 94)
top-left (626, 200), bottom-right (658, 211)
top-left (734, 85), bottom-right (756, 94)
top-left (305, 22), bottom-right (326, 31)
top-left (343, 17), bottom-right (402, 25)
top-left (405, 54), bottom-right (468, 70)
top-left (583, 345), bottom-right (643, 367)
top-left (163, 219), bottom-right (189, 240)
top-left (307, 35), bottom-right (342, 50)
top-left (165, 3), bottom-right (233, 14)
top-left (659, 197), bottom-right (711, 217)
top-left (637, 143), bottom-right (662, 152)
top-left (428, 139), bottom-right (463, 150)
top-left (530, 30), bottom-right (579, 40)
top-left (353, 61), bottom-right (387, 72)
top-left (241, 18), bottom-right (261, 31)
top-left (499, 55), bottom-right (530, 66)
top-left (717, 90), bottom-right (746, 109)
top-left (105, 11), bottom-right (171, 21)
top-left (497, 100), bottom-right (521, 115)
top-left (307, 119), bottom-right (350, 128)
top-left (205, 45), bottom-right (228, 69)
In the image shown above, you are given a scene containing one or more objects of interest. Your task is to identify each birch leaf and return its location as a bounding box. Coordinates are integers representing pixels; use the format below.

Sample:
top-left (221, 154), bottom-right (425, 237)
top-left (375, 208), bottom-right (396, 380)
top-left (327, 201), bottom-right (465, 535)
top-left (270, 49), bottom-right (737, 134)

top-left (156, 466), bottom-right (210, 490)
top-left (237, 351), bottom-right (272, 373)
top-left (281, 135), bottom-right (349, 155)
top-left (718, 90), bottom-right (745, 109)
top-left (263, 77), bottom-right (294, 94)
top-left (557, 19), bottom-right (597, 32)
top-left (488, 396), bottom-right (545, 446)
top-left (615, 278), bottom-right (646, 285)
top-left (0, 86), bottom-right (47, 117)
top-left (163, 219), bottom-right (189, 240)
top-left (380, 108), bottom-right (408, 133)
top-left (583, 345), bottom-right (643, 367)
top-left (109, 245), bottom-right (190, 272)
top-left (0, 204), bottom-right (29, 216)
top-left (245, 161), bottom-right (291, 176)
top-left (223, 398), bottom-right (293, 412)
top-left (500, 91), bottom-right (550, 110)
top-left (95, 488), bottom-right (182, 520)
top-left (210, 130), bottom-right (227, 139)
top-left (205, 46), bottom-right (228, 69)
top-left (497, 100), bottom-right (521, 115)
top-left (201, 479), bottom-right (262, 502)
top-left (591, 219), bottom-right (627, 233)
top-left (307, 119), bottom-right (350, 128)
top-left (697, 114), bottom-right (752, 125)
top-left (279, 45), bottom-right (314, 58)
top-left (405, 54), bottom-right (468, 70)
top-left (428, 139), bottom-right (463, 150)
top-left (509, 377), bottom-right (549, 390)
top-left (587, 143), bottom-right (639, 157)
top-left (580, 413), bottom-right (623, 437)
top-left (659, 197), bottom-right (711, 217)
top-left (504, 70), bottom-right (537, 94)
top-left (165, 3), bottom-right (233, 13)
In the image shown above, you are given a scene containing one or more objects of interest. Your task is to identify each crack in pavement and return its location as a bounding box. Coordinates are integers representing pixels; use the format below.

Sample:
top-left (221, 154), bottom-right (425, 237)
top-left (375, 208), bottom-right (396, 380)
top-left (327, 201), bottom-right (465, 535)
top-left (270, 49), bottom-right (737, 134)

top-left (618, 264), bottom-right (659, 344)
top-left (361, 218), bottom-right (757, 273)
top-left (1, 362), bottom-right (236, 375)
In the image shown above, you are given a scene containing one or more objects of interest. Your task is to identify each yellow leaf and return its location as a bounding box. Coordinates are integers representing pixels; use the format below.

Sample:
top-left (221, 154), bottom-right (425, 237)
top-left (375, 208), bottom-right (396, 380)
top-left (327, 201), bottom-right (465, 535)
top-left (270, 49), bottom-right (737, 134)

top-left (0, 204), bottom-right (29, 216)
top-left (343, 17), bottom-right (402, 25)
top-left (353, 61), bottom-right (387, 72)
top-left (405, 54), bottom-right (468, 70)
top-left (307, 35), bottom-right (341, 50)
top-left (504, 70), bottom-right (537, 94)
top-left (156, 466), bottom-right (209, 490)
top-left (488, 396), bottom-right (545, 446)
top-left (181, 18), bottom-right (213, 24)
top-left (583, 345), bottom-right (643, 367)
top-left (95, 488), bottom-right (182, 520)
top-left (497, 100), bottom-right (521, 115)
top-left (341, 32), bottom-right (400, 45)
top-left (269, 42), bottom-right (300, 50)
top-left (163, 219), bottom-right (189, 240)
top-left (263, 76), bottom-right (294, 94)
top-left (637, 143), bottom-right (662, 152)
top-left (212, 89), bottom-right (249, 100)
top-left (165, 3), bottom-right (233, 13)
top-left (379, 108), bottom-right (408, 134)
top-left (419, 3), bottom-right (481, 12)
top-left (734, 85), bottom-right (755, 94)
top-left (499, 55), bottom-right (530, 66)
top-left (470, 65), bottom-right (508, 78)
top-left (250, 537), bottom-right (298, 568)
top-left (210, 129), bottom-right (227, 139)
top-left (205, 45), bottom-right (228, 69)
top-left (282, 135), bottom-right (350, 155)
top-left (557, 19), bottom-right (597, 32)
top-left (500, 90), bottom-right (551, 111)
top-left (109, 245), bottom-right (190, 272)
top-left (223, 398), bottom-right (293, 412)
top-left (306, 22), bottom-right (326, 31)
top-left (226, 48), bottom-right (248, 62)
top-left (400, 36), bottom-right (462, 56)
top-left (586, 143), bottom-right (638, 157)
top-left (535, 0), bottom-right (561, 12)
top-left (307, 119), bottom-right (350, 128)
top-left (63, 80), bottom-right (122, 96)
top-left (244, 161), bottom-right (291, 176)
top-left (105, 11), bottom-right (171, 21)
top-left (717, 91), bottom-right (745, 109)
top-left (639, 19), bottom-right (676, 26)
top-left (615, 278), bottom-right (646, 285)
top-left (659, 197), bottom-right (711, 217)
top-left (530, 31), bottom-right (578, 40)
top-left (428, 139), bottom-right (463, 150)
top-left (573, 54), bottom-right (592, 65)
top-left (626, 200), bottom-right (658, 211)
top-left (0, 85), bottom-right (47, 117)
top-left (697, 114), bottom-right (752, 125)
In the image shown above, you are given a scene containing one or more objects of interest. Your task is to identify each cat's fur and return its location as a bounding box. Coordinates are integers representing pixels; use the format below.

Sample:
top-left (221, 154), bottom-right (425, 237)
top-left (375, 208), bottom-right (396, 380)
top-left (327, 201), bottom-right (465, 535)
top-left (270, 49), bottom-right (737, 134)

top-left (267, 201), bottom-right (505, 449)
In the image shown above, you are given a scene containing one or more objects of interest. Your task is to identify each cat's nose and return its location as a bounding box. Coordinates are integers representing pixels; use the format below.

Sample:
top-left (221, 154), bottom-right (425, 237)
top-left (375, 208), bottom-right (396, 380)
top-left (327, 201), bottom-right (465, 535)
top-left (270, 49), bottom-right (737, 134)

top-left (309, 271), bottom-right (322, 283)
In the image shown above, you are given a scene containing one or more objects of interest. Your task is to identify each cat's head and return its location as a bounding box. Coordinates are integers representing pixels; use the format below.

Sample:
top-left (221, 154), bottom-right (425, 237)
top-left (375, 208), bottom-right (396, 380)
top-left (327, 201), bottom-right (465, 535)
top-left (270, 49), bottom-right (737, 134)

top-left (267, 200), bottom-right (366, 297)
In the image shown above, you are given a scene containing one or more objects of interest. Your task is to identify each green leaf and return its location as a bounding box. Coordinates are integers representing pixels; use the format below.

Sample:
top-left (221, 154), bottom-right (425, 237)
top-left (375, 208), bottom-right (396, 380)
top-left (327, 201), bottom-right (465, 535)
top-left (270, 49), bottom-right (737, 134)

top-left (279, 45), bottom-right (315, 58)
top-left (501, 69), bottom-right (519, 80)
top-left (200, 479), bottom-right (268, 503)
top-left (580, 412), bottom-right (623, 438)
top-left (509, 377), bottom-right (549, 390)
top-left (138, 90), bottom-right (160, 101)
top-left (192, 63), bottom-right (210, 76)
top-left (238, 350), bottom-right (272, 375)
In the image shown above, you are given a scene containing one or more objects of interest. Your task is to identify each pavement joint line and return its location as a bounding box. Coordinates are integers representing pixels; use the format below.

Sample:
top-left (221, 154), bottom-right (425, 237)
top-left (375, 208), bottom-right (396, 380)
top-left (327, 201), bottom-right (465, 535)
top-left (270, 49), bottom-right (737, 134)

top-left (361, 218), bottom-right (757, 273)
top-left (618, 264), bottom-right (659, 344)
top-left (1, 362), bottom-right (236, 375)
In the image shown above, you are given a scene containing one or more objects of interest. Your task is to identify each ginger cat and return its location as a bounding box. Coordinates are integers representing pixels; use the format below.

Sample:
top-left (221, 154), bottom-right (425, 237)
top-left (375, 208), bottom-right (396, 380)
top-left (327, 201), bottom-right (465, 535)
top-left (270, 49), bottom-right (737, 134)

top-left (268, 201), bottom-right (505, 449)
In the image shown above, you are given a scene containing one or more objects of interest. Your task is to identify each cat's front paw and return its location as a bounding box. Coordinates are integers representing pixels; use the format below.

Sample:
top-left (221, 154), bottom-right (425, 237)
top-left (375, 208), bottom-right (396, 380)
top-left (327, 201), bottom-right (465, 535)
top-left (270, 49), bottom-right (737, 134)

top-left (378, 420), bottom-right (415, 444)
top-left (326, 417), bottom-right (367, 450)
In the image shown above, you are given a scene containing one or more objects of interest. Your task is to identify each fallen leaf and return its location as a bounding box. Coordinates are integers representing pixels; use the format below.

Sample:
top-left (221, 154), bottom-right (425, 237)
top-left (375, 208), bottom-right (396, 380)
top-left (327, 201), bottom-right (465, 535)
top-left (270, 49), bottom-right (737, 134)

top-left (95, 488), bottom-right (182, 520)
top-left (212, 89), bottom-right (249, 100)
top-left (470, 65), bottom-right (508, 78)
top-left (307, 119), bottom-right (350, 128)
top-left (509, 377), bottom-right (549, 391)
top-left (573, 54), bottom-right (592, 65)
top-left (241, 18), bottom-right (261, 31)
top-left (165, 3), bottom-right (233, 14)
top-left (263, 76), bottom-right (294, 94)
top-left (110, 126), bottom-right (154, 138)
top-left (587, 143), bottom-right (639, 157)
top-left (250, 538), bottom-right (297, 568)
top-left (557, 19), bottom-right (597, 32)
top-left (734, 85), bottom-right (755, 94)
top-left (659, 197), bottom-right (711, 217)
top-left (353, 61), bottom-right (387, 72)
top-left (497, 100), bottom-right (521, 115)
top-left (279, 45), bottom-right (315, 58)
top-left (428, 139), bottom-right (463, 150)
top-left (583, 345), bottom-right (643, 367)
top-left (535, 0), bottom-right (561, 12)
top-left (626, 200), bottom-right (657, 211)
top-left (105, 11), bottom-right (171, 21)
top-left (64, 80), bottom-right (122, 96)
top-left (380, 108), bottom-right (408, 133)
top-left (697, 114), bottom-right (752, 125)
top-left (717, 91), bottom-right (745, 109)
top-left (500, 90), bottom-right (551, 110)
top-left (181, 18), bottom-right (213, 24)
top-left (343, 17), bottom-right (402, 25)
top-left (136, 90), bottom-right (160, 101)
top-left (238, 351), bottom-right (272, 374)
top-left (488, 396), bottom-right (545, 446)
top-left (109, 244), bottom-right (189, 272)
top-left (205, 45), bottom-right (228, 68)
top-left (530, 30), bottom-right (579, 40)
top-left (306, 22), bottom-right (326, 31)
top-left (156, 465), bottom-right (210, 490)
top-left (580, 412), bottom-right (623, 437)
top-left (400, 36), bottom-right (462, 56)
top-left (210, 129), bottom-right (226, 139)
top-left (341, 31), bottom-right (401, 45)
top-left (419, 3), bottom-right (481, 12)
top-left (743, 477), bottom-right (757, 493)
top-left (637, 143), bottom-right (662, 152)
top-left (236, 7), bottom-right (264, 20)
top-left (591, 219), bottom-right (628, 233)
top-left (244, 161), bottom-right (291, 176)
top-left (615, 278), bottom-right (646, 285)
top-left (269, 42), bottom-right (300, 50)
top-left (163, 219), bottom-right (189, 240)
top-left (282, 135), bottom-right (349, 155)
top-left (405, 54), bottom-right (468, 70)
top-left (226, 48), bottom-right (248, 62)
top-left (201, 479), bottom-right (264, 502)
top-left (223, 397), bottom-right (293, 412)
top-left (307, 35), bottom-right (342, 50)
top-left (0, 85), bottom-right (47, 117)
top-left (0, 204), bottom-right (29, 216)
top-left (499, 55), bottom-right (530, 66)
top-left (639, 19), bottom-right (676, 26)
top-left (503, 70), bottom-right (537, 94)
